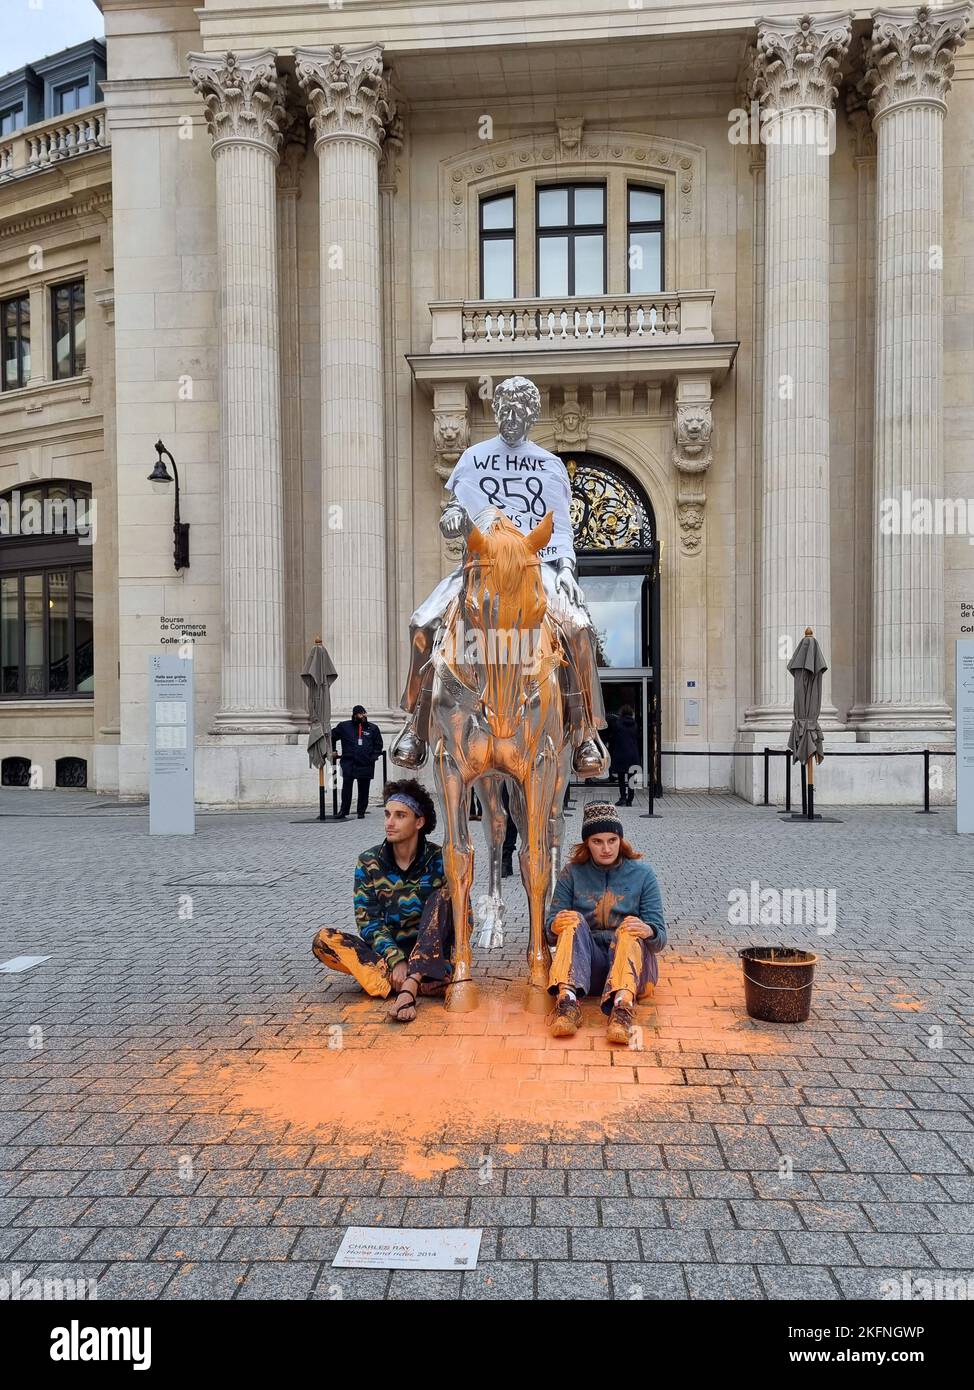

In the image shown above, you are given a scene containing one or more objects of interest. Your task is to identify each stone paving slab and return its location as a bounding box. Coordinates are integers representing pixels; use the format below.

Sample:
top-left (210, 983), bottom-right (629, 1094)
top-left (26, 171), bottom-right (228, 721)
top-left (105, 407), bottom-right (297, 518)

top-left (0, 788), bottom-right (972, 1300)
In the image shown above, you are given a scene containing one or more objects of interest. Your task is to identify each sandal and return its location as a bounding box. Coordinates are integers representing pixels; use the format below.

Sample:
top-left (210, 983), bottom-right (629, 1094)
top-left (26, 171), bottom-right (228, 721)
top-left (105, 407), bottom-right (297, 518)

top-left (390, 977), bottom-right (420, 1023)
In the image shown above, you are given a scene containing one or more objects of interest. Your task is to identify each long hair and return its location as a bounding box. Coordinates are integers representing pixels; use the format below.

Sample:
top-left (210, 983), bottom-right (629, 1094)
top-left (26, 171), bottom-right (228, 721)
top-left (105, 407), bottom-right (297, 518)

top-left (569, 837), bottom-right (642, 865)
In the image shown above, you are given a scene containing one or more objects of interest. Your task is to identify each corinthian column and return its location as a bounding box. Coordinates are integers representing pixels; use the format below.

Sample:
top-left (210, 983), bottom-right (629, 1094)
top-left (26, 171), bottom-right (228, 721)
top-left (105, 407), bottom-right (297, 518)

top-left (857, 4), bottom-right (970, 731)
top-left (745, 14), bottom-right (852, 726)
top-left (295, 44), bottom-right (394, 715)
top-left (188, 50), bottom-right (294, 732)
top-left (276, 108), bottom-right (307, 716)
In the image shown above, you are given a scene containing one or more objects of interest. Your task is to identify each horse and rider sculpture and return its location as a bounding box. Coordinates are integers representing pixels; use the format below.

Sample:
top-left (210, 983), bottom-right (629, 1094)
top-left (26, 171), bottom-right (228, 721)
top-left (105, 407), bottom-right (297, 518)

top-left (390, 375), bottom-right (610, 1012)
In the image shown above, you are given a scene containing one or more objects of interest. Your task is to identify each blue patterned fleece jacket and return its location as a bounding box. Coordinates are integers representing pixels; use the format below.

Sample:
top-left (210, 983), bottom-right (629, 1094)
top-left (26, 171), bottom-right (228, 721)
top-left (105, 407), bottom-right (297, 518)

top-left (353, 836), bottom-right (445, 968)
top-left (544, 855), bottom-right (667, 954)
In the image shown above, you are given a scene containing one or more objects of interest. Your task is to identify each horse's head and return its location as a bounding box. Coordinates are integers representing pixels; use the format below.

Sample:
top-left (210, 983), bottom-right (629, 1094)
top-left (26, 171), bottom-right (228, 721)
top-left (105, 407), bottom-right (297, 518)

top-left (449, 509), bottom-right (555, 736)
top-left (463, 509), bottom-right (553, 634)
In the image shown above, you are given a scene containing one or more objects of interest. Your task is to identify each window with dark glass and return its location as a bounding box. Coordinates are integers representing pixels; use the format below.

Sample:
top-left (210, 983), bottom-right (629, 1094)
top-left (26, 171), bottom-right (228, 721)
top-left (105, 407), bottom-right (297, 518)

top-left (54, 79), bottom-right (92, 115)
top-left (628, 185), bottom-right (664, 294)
top-left (52, 280), bottom-right (85, 380)
top-left (0, 482), bottom-right (93, 699)
top-left (479, 192), bottom-right (515, 299)
top-left (1, 295), bottom-right (30, 391)
top-left (536, 183), bottom-right (605, 298)
top-left (0, 104), bottom-right (25, 137)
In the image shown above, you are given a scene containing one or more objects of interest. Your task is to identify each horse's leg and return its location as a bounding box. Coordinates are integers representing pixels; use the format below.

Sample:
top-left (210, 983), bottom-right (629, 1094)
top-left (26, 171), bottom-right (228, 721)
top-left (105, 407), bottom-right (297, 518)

top-left (437, 747), bottom-right (479, 1013)
top-left (514, 745), bottom-right (558, 1009)
top-left (475, 775), bottom-right (506, 948)
top-left (548, 742), bottom-right (573, 897)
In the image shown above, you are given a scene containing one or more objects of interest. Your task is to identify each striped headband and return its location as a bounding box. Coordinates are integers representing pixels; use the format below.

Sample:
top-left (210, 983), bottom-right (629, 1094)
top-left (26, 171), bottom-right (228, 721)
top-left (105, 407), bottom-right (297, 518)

top-left (385, 791), bottom-right (423, 817)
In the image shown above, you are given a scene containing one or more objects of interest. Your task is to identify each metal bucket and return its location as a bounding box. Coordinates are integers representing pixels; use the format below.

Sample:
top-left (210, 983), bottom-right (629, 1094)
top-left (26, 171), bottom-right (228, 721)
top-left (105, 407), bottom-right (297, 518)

top-left (739, 946), bottom-right (817, 1023)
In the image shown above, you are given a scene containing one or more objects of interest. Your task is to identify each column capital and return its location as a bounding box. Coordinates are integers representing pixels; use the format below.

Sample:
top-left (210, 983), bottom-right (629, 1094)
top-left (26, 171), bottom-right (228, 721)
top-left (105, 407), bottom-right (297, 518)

top-left (187, 49), bottom-right (285, 157)
top-left (748, 12), bottom-right (853, 112)
top-left (845, 71), bottom-right (878, 159)
top-left (379, 107), bottom-right (405, 192)
top-left (294, 43), bottom-right (394, 152)
top-left (276, 100), bottom-right (308, 194)
top-left (864, 5), bottom-right (971, 122)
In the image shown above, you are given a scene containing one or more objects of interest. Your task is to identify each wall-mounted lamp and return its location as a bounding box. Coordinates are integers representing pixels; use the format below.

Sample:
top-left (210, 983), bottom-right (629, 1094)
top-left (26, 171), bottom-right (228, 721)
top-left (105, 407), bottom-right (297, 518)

top-left (147, 439), bottom-right (190, 571)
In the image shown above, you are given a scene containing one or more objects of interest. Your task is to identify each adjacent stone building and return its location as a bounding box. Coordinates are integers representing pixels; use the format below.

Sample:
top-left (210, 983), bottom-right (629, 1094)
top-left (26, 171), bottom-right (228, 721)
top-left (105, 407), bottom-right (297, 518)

top-left (1, 3), bottom-right (971, 806)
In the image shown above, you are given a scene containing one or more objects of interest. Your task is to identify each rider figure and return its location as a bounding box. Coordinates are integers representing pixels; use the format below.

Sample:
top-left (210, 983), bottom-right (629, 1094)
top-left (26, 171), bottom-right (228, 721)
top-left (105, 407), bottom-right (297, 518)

top-left (391, 375), bottom-right (610, 777)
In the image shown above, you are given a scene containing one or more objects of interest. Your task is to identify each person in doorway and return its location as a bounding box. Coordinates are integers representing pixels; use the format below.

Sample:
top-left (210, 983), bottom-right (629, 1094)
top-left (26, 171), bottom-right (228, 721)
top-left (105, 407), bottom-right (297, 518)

top-left (311, 779), bottom-right (454, 1023)
top-left (331, 705), bottom-right (383, 819)
top-left (545, 801), bottom-right (666, 1043)
top-left (608, 703), bottom-right (641, 806)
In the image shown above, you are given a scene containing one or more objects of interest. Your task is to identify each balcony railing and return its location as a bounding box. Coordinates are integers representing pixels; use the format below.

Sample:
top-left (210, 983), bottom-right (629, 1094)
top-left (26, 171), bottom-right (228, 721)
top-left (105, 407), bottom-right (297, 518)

top-left (0, 105), bottom-right (109, 184)
top-left (428, 290), bottom-right (715, 353)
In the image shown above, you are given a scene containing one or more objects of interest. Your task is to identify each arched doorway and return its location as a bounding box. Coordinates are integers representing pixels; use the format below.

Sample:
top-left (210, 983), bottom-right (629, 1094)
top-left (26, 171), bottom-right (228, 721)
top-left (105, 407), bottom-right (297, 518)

top-left (564, 452), bottom-right (661, 795)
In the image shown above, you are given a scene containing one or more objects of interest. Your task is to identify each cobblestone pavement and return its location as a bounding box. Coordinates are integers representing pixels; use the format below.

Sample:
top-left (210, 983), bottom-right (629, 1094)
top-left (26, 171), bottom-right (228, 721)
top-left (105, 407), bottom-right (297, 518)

top-left (1, 786), bottom-right (972, 1301)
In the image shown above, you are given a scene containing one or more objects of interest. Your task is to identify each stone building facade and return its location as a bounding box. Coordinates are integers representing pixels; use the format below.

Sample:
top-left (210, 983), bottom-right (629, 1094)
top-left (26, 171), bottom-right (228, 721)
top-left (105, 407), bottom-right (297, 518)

top-left (1, 3), bottom-right (972, 806)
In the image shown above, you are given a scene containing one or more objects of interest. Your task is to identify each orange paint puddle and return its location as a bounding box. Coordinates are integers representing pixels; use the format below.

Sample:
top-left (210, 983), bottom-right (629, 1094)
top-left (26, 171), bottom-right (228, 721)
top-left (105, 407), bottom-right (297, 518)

top-left (398, 1149), bottom-right (461, 1179)
top-left (885, 978), bottom-right (928, 1012)
top-left (155, 961), bottom-right (819, 1169)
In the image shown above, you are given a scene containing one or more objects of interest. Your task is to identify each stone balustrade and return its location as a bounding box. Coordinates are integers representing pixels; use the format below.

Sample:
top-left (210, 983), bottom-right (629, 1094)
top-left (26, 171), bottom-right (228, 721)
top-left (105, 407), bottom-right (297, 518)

top-left (428, 289), bottom-right (714, 353)
top-left (0, 105), bottom-right (109, 182)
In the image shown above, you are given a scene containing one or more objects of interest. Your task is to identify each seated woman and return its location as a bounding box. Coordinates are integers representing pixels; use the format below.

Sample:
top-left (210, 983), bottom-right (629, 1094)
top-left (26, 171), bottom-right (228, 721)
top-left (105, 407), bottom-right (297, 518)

top-left (311, 778), bottom-right (453, 1023)
top-left (545, 801), bottom-right (667, 1043)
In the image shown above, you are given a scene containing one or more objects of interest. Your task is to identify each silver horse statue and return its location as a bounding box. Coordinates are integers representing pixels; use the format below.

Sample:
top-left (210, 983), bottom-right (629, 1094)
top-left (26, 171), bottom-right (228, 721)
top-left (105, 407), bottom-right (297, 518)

top-left (425, 507), bottom-right (574, 1012)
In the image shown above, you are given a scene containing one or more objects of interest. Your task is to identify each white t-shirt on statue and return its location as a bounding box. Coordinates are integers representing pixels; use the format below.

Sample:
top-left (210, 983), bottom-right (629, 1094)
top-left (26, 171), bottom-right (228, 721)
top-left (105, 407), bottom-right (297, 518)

top-left (446, 435), bottom-right (576, 564)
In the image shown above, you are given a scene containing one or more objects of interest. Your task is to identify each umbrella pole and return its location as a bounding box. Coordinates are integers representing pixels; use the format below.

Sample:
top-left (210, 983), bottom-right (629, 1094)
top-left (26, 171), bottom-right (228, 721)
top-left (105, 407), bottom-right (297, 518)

top-left (806, 755), bottom-right (815, 821)
top-left (800, 759), bottom-right (807, 816)
top-left (318, 765), bottom-right (326, 822)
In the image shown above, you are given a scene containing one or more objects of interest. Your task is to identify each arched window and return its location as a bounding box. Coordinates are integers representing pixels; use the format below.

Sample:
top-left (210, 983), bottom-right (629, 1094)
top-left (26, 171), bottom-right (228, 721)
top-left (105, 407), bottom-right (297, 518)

top-left (564, 453), bottom-right (655, 552)
top-left (56, 756), bottom-right (88, 788)
top-left (0, 481), bottom-right (94, 698)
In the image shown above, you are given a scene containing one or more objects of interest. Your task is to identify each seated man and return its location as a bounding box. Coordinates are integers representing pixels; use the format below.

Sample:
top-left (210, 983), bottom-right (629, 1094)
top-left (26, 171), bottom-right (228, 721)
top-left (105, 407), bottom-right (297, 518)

top-left (311, 778), bottom-right (452, 1023)
top-left (545, 801), bottom-right (667, 1044)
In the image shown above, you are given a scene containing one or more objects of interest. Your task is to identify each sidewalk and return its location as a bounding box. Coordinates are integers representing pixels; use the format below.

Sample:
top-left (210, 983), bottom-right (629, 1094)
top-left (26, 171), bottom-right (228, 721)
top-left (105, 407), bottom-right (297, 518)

top-left (1, 788), bottom-right (971, 1300)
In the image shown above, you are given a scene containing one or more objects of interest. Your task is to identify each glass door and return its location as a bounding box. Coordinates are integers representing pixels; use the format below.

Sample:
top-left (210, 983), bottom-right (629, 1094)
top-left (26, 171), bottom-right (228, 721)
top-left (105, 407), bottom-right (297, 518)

top-left (575, 551), bottom-right (660, 794)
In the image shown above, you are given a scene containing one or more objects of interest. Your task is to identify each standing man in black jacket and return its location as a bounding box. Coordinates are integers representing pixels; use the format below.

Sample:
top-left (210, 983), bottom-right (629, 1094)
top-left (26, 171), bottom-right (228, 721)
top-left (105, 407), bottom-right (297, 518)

top-left (331, 705), bottom-right (384, 819)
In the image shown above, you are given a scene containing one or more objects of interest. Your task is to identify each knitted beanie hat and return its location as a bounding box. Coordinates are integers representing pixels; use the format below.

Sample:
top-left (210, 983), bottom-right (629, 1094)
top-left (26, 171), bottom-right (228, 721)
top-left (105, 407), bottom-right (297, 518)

top-left (581, 801), bottom-right (623, 840)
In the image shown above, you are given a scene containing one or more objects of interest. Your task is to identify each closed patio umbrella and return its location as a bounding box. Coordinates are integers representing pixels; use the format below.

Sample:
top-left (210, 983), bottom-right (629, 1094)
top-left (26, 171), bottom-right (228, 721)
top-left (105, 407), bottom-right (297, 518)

top-left (301, 637), bottom-right (338, 819)
top-left (787, 627), bottom-right (827, 821)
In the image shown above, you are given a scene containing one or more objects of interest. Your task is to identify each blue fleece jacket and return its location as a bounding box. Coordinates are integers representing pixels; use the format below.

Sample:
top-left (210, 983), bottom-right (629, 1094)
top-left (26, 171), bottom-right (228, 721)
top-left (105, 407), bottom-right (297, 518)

top-left (544, 855), bottom-right (667, 952)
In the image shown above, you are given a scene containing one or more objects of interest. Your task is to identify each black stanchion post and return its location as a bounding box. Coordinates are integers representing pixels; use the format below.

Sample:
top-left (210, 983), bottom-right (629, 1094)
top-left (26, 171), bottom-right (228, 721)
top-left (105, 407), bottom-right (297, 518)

top-left (916, 748), bottom-right (937, 815)
top-left (800, 760), bottom-right (807, 817)
top-left (924, 749), bottom-right (929, 814)
top-left (785, 753), bottom-right (792, 813)
top-left (331, 754), bottom-right (339, 818)
top-left (763, 747), bottom-right (770, 806)
top-left (640, 738), bottom-right (659, 818)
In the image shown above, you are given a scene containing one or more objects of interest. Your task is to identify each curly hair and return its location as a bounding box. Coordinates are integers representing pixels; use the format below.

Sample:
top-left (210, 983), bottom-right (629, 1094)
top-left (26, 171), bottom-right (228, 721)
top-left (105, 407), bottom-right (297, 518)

top-left (492, 375), bottom-right (541, 421)
top-left (382, 778), bottom-right (437, 837)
